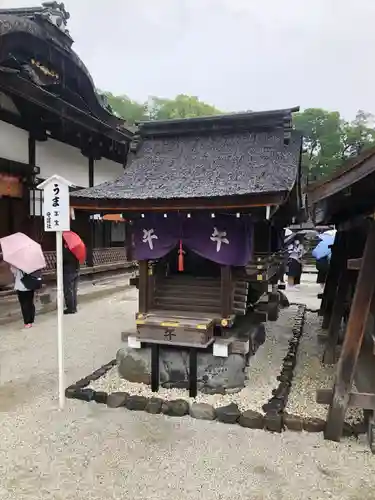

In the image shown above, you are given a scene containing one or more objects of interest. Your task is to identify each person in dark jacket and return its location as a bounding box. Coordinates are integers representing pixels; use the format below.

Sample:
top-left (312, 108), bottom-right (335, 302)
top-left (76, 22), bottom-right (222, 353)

top-left (63, 243), bottom-right (80, 314)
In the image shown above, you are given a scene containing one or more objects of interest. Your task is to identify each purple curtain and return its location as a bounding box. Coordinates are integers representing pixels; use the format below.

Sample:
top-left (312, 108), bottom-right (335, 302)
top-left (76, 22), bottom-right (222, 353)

top-left (133, 213), bottom-right (253, 266)
top-left (183, 214), bottom-right (252, 266)
top-left (133, 213), bottom-right (180, 260)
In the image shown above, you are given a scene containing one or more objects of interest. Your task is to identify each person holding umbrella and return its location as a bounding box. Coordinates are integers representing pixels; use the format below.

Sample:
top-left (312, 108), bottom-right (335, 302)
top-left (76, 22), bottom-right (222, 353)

top-left (312, 230), bottom-right (336, 288)
top-left (0, 232), bottom-right (46, 328)
top-left (286, 237), bottom-right (305, 287)
top-left (62, 231), bottom-right (86, 315)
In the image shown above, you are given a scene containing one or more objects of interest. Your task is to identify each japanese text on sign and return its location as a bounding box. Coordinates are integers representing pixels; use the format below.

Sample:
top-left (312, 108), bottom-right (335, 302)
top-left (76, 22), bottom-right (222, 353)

top-left (46, 211), bottom-right (52, 230)
top-left (40, 176), bottom-right (71, 232)
top-left (52, 183), bottom-right (60, 208)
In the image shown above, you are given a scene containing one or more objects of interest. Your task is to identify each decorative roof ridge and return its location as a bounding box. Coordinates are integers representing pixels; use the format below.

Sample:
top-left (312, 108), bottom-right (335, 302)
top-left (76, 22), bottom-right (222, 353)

top-left (135, 107), bottom-right (300, 138)
top-left (137, 107), bottom-right (300, 127)
top-left (0, 2), bottom-right (72, 43)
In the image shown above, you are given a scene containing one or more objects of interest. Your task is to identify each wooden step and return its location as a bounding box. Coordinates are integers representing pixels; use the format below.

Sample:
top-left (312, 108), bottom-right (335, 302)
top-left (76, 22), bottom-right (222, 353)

top-left (156, 286), bottom-right (220, 297)
top-left (153, 302), bottom-right (221, 314)
top-left (154, 295), bottom-right (220, 307)
top-left (137, 310), bottom-right (215, 330)
top-left (159, 277), bottom-right (221, 288)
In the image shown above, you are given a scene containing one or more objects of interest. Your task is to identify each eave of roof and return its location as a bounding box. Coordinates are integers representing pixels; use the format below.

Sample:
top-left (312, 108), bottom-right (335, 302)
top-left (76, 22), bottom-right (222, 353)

top-left (307, 146), bottom-right (375, 204)
top-left (0, 11), bottom-right (132, 135)
top-left (70, 191), bottom-right (287, 212)
top-left (0, 71), bottom-right (133, 143)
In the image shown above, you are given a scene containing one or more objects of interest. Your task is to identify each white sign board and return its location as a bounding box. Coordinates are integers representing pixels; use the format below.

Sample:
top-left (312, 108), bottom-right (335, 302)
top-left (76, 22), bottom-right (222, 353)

top-left (37, 174), bottom-right (74, 410)
top-left (38, 175), bottom-right (72, 232)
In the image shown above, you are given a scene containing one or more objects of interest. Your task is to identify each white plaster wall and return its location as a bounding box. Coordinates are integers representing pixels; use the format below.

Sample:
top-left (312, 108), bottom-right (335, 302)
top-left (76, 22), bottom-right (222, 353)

top-left (35, 138), bottom-right (89, 188)
top-left (94, 158), bottom-right (123, 185)
top-left (0, 121), bottom-right (29, 164)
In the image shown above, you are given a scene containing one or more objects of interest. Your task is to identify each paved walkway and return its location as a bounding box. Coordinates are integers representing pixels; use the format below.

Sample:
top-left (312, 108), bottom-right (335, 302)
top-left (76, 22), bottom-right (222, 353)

top-left (0, 286), bottom-right (375, 499)
top-left (0, 272), bottom-right (132, 325)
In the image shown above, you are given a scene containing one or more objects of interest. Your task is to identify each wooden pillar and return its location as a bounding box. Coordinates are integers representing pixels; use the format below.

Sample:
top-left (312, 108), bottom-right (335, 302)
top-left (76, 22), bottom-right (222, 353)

top-left (147, 263), bottom-right (155, 310)
top-left (88, 156), bottom-right (94, 188)
top-left (86, 218), bottom-right (94, 268)
top-left (86, 157), bottom-right (94, 267)
top-left (28, 135), bottom-right (37, 241)
top-left (325, 220), bottom-right (375, 442)
top-left (320, 231), bottom-right (345, 328)
top-left (125, 221), bottom-right (133, 262)
top-left (221, 265), bottom-right (232, 318)
top-left (151, 344), bottom-right (159, 392)
top-left (322, 231), bottom-right (349, 363)
top-left (138, 260), bottom-right (149, 314)
top-left (322, 269), bottom-right (350, 364)
top-left (189, 348), bottom-right (198, 398)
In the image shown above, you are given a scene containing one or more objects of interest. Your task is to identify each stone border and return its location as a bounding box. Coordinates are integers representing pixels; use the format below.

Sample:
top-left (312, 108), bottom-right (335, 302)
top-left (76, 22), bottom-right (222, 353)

top-left (65, 306), bottom-right (366, 437)
top-left (262, 304), bottom-right (306, 432)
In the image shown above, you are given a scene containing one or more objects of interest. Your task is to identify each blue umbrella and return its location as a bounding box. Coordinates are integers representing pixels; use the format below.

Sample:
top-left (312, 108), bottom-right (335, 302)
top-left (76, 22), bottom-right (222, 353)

top-left (312, 233), bottom-right (335, 260)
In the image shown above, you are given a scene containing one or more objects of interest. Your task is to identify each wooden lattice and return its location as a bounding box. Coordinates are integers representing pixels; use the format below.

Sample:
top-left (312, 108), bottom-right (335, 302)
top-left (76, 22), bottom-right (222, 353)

top-left (44, 251), bottom-right (57, 271)
top-left (1, 247), bottom-right (128, 274)
top-left (93, 247), bottom-right (127, 266)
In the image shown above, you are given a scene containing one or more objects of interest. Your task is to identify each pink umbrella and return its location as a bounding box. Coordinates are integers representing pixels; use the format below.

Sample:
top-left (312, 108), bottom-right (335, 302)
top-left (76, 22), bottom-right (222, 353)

top-left (0, 232), bottom-right (46, 274)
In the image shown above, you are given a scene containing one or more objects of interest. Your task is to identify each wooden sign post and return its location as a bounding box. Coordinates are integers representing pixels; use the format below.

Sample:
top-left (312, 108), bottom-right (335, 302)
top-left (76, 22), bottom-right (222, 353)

top-left (37, 175), bottom-right (73, 410)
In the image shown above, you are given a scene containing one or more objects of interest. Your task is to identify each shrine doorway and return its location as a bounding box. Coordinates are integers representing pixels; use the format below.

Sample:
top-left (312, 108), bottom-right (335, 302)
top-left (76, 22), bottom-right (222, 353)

top-left (164, 247), bottom-right (220, 278)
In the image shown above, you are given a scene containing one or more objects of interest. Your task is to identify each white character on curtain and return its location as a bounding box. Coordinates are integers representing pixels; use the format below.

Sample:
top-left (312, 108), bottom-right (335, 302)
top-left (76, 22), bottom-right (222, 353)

top-left (142, 228), bottom-right (158, 250)
top-left (210, 227), bottom-right (229, 252)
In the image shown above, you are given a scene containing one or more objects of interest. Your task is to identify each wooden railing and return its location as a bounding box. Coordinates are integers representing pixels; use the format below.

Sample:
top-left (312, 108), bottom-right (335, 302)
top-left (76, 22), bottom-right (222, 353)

top-left (1, 247), bottom-right (129, 275)
top-left (43, 247), bottom-right (128, 271)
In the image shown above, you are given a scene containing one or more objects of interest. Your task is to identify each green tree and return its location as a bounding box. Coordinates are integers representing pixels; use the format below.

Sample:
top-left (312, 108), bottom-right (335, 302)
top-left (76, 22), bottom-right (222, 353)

top-left (101, 92), bottom-right (147, 124)
top-left (293, 108), bottom-right (342, 180)
top-left (294, 108), bottom-right (375, 181)
top-left (340, 110), bottom-right (375, 159)
top-left (148, 94), bottom-right (222, 120)
top-left (100, 92), bottom-right (222, 124)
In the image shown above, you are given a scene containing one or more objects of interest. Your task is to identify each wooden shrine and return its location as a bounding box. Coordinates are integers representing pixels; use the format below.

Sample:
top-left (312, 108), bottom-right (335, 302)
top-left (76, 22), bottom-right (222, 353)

top-left (72, 109), bottom-right (304, 397)
top-left (309, 146), bottom-right (375, 450)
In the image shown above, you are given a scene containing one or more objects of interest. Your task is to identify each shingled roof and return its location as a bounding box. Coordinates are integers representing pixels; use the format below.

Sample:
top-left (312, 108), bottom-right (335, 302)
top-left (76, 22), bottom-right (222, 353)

top-left (73, 108), bottom-right (302, 203)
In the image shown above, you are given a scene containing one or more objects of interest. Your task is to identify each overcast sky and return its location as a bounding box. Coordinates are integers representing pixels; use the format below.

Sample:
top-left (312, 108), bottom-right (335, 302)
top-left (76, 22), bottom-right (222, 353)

top-left (0, 0), bottom-right (374, 119)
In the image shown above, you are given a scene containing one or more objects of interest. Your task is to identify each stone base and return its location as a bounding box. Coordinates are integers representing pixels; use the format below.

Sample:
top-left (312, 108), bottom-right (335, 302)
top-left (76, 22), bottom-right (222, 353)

top-left (117, 343), bottom-right (248, 394)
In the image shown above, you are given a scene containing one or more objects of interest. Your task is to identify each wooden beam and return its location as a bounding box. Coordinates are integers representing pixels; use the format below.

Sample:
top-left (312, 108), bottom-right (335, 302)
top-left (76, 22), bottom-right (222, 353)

top-left (138, 260), bottom-right (149, 314)
top-left (308, 148), bottom-right (375, 204)
top-left (347, 258), bottom-right (362, 270)
top-left (337, 215), bottom-right (369, 232)
top-left (325, 221), bottom-right (375, 442)
top-left (323, 267), bottom-right (350, 365)
top-left (317, 388), bottom-right (375, 410)
top-left (70, 193), bottom-right (285, 212)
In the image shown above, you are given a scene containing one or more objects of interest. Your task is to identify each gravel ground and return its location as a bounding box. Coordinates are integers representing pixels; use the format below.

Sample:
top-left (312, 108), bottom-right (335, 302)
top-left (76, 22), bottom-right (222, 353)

top-left (90, 307), bottom-right (297, 413)
top-left (1, 284), bottom-right (375, 499)
top-left (285, 273), bottom-right (321, 310)
top-left (287, 312), bottom-right (362, 424)
top-left (287, 311), bottom-right (336, 419)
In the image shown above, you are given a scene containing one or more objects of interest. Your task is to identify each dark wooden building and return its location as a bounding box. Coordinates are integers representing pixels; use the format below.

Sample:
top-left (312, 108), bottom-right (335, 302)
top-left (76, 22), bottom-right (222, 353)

top-left (0, 2), bottom-right (133, 287)
top-left (309, 146), bottom-right (375, 449)
top-left (72, 108), bottom-right (303, 397)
